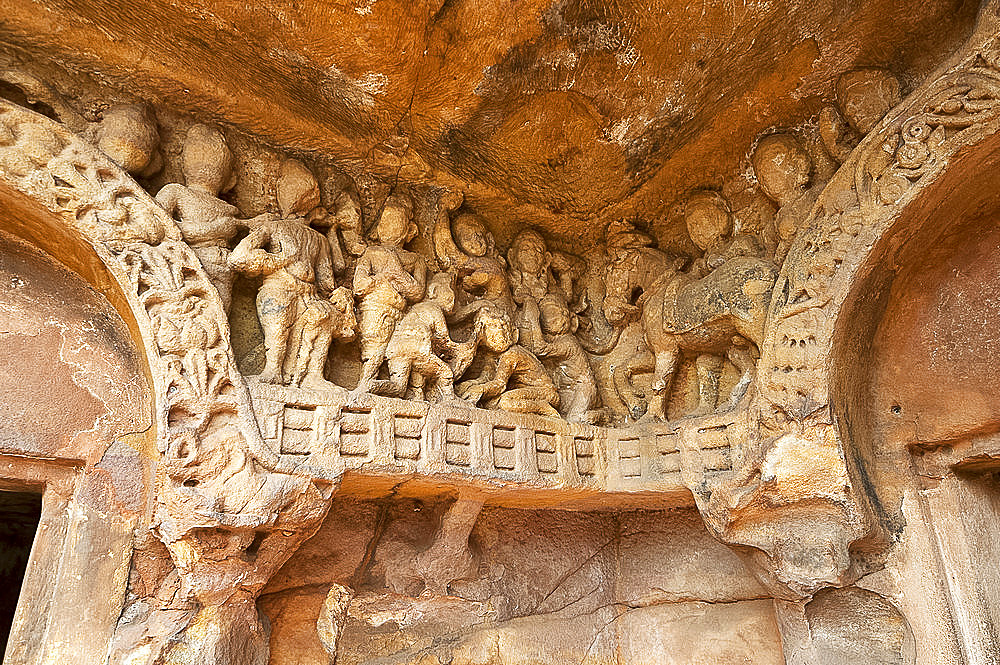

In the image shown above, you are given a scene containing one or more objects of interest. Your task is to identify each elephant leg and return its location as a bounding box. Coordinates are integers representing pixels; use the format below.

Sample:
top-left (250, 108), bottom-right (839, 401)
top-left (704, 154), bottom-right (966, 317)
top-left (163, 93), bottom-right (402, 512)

top-left (648, 346), bottom-right (679, 421)
top-left (693, 354), bottom-right (723, 416)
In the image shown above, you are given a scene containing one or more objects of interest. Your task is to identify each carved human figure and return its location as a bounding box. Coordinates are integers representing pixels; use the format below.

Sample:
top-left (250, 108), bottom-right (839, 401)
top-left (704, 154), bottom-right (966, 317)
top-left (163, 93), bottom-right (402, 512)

top-left (752, 133), bottom-right (815, 261)
top-left (156, 124), bottom-right (250, 312)
top-left (684, 192), bottom-right (764, 414)
top-left (318, 187), bottom-right (367, 277)
top-left (229, 159), bottom-right (350, 389)
top-left (352, 192), bottom-right (427, 394)
top-left (820, 68), bottom-right (902, 163)
top-left (458, 306), bottom-right (560, 418)
top-left (521, 294), bottom-right (599, 423)
top-left (685, 191), bottom-right (765, 277)
top-left (433, 191), bottom-right (515, 321)
top-left (506, 228), bottom-right (583, 306)
top-left (371, 272), bottom-right (479, 401)
top-left (92, 103), bottom-right (163, 177)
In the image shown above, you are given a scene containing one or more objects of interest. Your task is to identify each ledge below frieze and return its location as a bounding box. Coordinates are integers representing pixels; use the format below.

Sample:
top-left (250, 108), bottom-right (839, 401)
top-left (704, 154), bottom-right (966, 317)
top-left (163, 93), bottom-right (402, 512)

top-left (247, 378), bottom-right (739, 509)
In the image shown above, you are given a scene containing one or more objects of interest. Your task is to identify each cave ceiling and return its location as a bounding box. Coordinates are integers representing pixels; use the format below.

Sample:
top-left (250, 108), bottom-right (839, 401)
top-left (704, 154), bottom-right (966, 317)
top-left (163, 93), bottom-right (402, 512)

top-left (0, 0), bottom-right (981, 246)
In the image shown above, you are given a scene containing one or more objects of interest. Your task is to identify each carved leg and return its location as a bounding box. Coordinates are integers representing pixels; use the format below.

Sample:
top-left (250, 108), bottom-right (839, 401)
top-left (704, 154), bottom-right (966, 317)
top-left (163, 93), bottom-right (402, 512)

top-left (354, 304), bottom-right (398, 395)
top-left (497, 387), bottom-right (561, 418)
top-left (257, 286), bottom-right (295, 385)
top-left (613, 349), bottom-right (654, 420)
top-left (563, 378), bottom-right (598, 423)
top-left (648, 346), bottom-right (679, 421)
top-left (371, 358), bottom-right (411, 398)
top-left (693, 353), bottom-right (723, 416)
top-left (419, 354), bottom-right (456, 400)
top-left (300, 316), bottom-right (336, 391)
top-left (724, 338), bottom-right (756, 408)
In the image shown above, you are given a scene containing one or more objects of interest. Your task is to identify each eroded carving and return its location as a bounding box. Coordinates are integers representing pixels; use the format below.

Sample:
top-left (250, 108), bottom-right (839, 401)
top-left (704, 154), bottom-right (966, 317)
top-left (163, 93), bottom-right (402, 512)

top-left (352, 192), bottom-right (427, 394)
top-left (0, 101), bottom-right (333, 665)
top-left (230, 159), bottom-right (356, 391)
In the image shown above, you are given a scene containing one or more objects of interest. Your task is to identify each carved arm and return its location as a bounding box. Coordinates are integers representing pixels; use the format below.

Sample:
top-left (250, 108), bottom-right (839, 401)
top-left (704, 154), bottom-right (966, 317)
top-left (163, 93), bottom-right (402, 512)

top-left (228, 226), bottom-right (293, 275)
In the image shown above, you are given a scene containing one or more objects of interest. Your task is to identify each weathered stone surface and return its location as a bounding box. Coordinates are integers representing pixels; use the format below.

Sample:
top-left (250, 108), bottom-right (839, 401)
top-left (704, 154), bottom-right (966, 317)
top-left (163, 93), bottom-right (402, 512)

top-left (0, 1), bottom-right (999, 664)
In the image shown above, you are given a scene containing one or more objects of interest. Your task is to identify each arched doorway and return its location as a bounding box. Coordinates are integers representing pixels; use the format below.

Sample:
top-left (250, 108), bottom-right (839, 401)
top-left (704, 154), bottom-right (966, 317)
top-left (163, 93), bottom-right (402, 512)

top-left (0, 189), bottom-right (154, 664)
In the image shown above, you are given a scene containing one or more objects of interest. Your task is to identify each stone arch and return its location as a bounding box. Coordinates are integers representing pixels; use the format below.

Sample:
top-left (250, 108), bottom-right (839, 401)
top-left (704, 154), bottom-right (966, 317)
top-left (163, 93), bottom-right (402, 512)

top-left (688, 1), bottom-right (1000, 599)
top-left (0, 100), bottom-right (332, 664)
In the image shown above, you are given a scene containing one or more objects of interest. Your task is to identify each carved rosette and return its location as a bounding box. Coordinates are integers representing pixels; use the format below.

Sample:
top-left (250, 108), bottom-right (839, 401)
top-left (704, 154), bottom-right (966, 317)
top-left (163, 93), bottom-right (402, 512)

top-left (0, 100), bottom-right (333, 664)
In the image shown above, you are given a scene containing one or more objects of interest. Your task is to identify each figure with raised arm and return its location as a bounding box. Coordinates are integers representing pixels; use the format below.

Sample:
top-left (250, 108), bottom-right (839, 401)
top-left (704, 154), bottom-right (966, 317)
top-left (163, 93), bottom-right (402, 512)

top-left (433, 190), bottom-right (514, 321)
top-left (229, 159), bottom-right (354, 389)
top-left (156, 124), bottom-right (258, 312)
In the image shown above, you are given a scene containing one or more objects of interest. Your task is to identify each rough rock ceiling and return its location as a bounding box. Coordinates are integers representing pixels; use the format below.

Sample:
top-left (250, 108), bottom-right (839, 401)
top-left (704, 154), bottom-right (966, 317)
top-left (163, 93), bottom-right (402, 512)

top-left (0, 0), bottom-right (981, 245)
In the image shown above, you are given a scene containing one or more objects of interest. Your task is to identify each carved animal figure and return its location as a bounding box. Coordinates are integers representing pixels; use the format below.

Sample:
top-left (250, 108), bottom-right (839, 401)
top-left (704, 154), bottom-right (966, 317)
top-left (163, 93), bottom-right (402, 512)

top-left (603, 246), bottom-right (776, 420)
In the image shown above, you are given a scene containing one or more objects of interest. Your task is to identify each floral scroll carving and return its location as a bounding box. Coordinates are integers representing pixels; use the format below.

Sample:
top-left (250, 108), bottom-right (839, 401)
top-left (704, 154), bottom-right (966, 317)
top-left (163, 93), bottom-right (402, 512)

top-left (0, 100), bottom-right (333, 665)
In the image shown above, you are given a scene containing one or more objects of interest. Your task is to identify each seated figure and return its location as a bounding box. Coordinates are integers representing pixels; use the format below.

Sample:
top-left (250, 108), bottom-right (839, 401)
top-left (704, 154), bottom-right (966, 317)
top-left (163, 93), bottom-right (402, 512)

top-left (521, 294), bottom-right (599, 423)
top-left (458, 306), bottom-right (560, 418)
top-left (371, 272), bottom-right (479, 401)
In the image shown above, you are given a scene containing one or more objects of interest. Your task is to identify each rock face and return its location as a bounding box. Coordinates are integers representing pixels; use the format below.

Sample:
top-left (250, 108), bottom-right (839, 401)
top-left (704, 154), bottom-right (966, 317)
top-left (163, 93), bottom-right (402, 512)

top-left (0, 1), bottom-right (999, 664)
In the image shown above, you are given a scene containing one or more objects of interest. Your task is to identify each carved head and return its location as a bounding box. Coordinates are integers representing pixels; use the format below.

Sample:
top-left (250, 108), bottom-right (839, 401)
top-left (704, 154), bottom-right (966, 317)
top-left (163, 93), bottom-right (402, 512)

top-left (182, 124), bottom-right (235, 196)
top-left (605, 218), bottom-right (656, 262)
top-left (836, 68), bottom-right (901, 135)
top-left (374, 192), bottom-right (417, 246)
top-left (507, 229), bottom-right (550, 275)
top-left (277, 159), bottom-right (321, 218)
top-left (96, 104), bottom-right (161, 177)
top-left (475, 305), bottom-right (517, 353)
top-left (685, 191), bottom-right (733, 251)
top-left (427, 272), bottom-right (457, 313)
top-left (453, 213), bottom-right (492, 257)
top-left (752, 133), bottom-right (812, 206)
top-left (539, 293), bottom-right (573, 335)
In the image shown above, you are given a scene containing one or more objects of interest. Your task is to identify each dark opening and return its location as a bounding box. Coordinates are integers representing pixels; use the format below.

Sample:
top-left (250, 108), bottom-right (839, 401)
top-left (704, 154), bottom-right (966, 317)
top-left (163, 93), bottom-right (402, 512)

top-left (0, 491), bottom-right (42, 656)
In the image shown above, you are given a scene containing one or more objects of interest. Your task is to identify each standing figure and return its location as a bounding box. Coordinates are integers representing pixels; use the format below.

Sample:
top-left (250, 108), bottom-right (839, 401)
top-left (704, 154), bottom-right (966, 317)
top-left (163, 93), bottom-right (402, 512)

top-left (229, 160), bottom-right (351, 389)
top-left (507, 229), bottom-right (555, 305)
top-left (433, 191), bottom-right (514, 321)
top-left (458, 306), bottom-right (560, 418)
top-left (157, 124), bottom-right (252, 312)
top-left (521, 294), bottom-right (598, 423)
top-left (352, 192), bottom-right (427, 394)
top-left (371, 273), bottom-right (479, 401)
top-left (752, 133), bottom-right (815, 262)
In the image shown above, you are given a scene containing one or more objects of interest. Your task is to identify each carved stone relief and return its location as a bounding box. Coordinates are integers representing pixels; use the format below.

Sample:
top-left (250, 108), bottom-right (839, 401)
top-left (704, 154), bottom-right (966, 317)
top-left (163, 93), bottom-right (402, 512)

top-left (1, 3), bottom-right (999, 661)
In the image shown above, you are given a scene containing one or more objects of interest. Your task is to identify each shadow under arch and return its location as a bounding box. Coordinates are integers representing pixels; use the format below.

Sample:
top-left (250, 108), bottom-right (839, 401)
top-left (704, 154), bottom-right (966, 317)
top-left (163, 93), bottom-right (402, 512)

top-left (828, 81), bottom-right (1000, 663)
top-left (831, 118), bottom-right (1000, 537)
